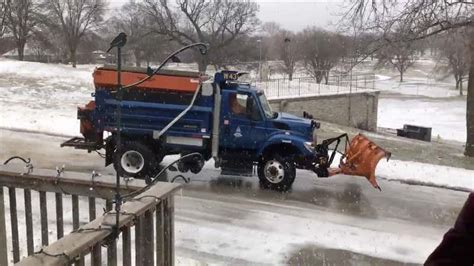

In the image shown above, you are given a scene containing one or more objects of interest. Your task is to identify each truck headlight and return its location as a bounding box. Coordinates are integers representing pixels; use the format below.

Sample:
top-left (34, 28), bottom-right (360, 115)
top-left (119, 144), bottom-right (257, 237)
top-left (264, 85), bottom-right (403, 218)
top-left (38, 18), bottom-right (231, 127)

top-left (304, 141), bottom-right (314, 152)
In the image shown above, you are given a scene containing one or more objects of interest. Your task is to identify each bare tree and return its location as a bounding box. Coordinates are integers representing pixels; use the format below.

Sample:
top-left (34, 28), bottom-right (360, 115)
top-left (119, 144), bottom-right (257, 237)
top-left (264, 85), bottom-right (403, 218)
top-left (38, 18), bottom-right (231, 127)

top-left (107, 0), bottom-right (172, 67)
top-left (437, 30), bottom-right (470, 95)
top-left (276, 31), bottom-right (297, 81)
top-left (4, 0), bottom-right (39, 60)
top-left (208, 35), bottom-right (260, 70)
top-left (261, 21), bottom-right (281, 36)
top-left (258, 22), bottom-right (281, 63)
top-left (376, 39), bottom-right (417, 82)
top-left (43, 0), bottom-right (105, 67)
top-left (344, 0), bottom-right (474, 157)
top-left (142, 0), bottom-right (259, 72)
top-left (300, 28), bottom-right (344, 84)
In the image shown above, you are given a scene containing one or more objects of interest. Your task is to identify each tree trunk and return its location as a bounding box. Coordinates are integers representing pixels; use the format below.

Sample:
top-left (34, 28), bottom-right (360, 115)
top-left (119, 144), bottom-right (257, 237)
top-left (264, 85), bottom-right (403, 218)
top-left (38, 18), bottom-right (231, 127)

top-left (17, 40), bottom-right (26, 61)
top-left (455, 74), bottom-right (463, 95)
top-left (399, 67), bottom-right (404, 82)
top-left (288, 72), bottom-right (293, 81)
top-left (134, 50), bottom-right (141, 67)
top-left (70, 49), bottom-right (77, 68)
top-left (315, 73), bottom-right (323, 84)
top-left (465, 32), bottom-right (474, 157)
top-left (324, 71), bottom-right (329, 85)
top-left (198, 53), bottom-right (209, 73)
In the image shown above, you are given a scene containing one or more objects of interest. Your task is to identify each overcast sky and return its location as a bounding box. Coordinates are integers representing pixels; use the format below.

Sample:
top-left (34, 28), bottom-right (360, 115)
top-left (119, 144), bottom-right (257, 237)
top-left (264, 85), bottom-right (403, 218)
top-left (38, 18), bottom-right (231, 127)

top-left (108, 0), bottom-right (344, 32)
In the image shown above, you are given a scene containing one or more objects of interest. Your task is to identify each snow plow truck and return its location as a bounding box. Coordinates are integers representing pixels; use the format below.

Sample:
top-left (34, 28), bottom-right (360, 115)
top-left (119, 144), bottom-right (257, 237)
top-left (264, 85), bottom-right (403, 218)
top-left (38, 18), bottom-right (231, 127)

top-left (62, 44), bottom-right (390, 191)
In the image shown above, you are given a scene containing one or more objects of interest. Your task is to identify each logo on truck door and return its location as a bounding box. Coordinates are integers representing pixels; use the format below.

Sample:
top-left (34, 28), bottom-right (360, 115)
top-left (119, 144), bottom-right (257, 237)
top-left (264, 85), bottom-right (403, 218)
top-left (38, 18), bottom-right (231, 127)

top-left (234, 126), bottom-right (243, 138)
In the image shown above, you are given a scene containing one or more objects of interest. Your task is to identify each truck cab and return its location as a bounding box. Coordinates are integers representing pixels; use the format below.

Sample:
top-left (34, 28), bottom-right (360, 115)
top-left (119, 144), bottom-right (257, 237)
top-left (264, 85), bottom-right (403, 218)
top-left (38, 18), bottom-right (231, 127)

top-left (209, 71), bottom-right (322, 190)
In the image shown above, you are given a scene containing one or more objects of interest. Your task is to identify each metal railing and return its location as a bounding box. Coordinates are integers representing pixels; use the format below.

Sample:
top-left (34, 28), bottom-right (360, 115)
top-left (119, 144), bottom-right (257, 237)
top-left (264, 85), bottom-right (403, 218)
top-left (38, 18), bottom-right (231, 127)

top-left (0, 163), bottom-right (180, 265)
top-left (255, 73), bottom-right (377, 99)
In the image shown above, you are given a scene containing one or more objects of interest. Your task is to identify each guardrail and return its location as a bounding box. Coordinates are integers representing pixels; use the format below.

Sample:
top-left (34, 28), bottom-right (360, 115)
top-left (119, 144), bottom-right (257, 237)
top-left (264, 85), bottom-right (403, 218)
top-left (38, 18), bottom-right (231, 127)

top-left (0, 163), bottom-right (180, 265)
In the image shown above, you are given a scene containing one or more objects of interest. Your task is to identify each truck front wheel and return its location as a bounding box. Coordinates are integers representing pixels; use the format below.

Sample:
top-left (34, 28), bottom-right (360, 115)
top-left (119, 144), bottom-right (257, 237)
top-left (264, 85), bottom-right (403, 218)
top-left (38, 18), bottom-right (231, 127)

top-left (258, 155), bottom-right (296, 192)
top-left (113, 142), bottom-right (159, 180)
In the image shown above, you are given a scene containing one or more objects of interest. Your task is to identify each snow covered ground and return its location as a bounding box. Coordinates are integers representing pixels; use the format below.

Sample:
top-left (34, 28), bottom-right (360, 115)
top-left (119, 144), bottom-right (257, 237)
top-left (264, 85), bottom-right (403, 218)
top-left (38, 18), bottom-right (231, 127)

top-left (0, 58), bottom-right (94, 136)
top-left (371, 59), bottom-right (467, 143)
top-left (378, 97), bottom-right (466, 142)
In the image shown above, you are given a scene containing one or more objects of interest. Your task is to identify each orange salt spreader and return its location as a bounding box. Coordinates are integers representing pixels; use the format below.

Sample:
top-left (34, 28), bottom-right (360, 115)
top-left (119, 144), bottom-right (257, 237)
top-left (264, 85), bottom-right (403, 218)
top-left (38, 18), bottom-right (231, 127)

top-left (92, 65), bottom-right (204, 92)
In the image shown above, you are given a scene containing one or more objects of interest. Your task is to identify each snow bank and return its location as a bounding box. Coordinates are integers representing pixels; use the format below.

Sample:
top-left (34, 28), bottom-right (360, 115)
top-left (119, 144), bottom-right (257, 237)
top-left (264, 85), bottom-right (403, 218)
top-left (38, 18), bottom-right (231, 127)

top-left (376, 159), bottom-right (474, 191)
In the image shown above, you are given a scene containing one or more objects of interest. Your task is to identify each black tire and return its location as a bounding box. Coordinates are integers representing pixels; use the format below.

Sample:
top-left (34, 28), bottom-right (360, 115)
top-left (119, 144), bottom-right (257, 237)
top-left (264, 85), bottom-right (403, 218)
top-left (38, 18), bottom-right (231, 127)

top-left (258, 155), bottom-right (296, 192)
top-left (177, 154), bottom-right (204, 174)
top-left (113, 141), bottom-right (159, 180)
top-left (177, 160), bottom-right (189, 173)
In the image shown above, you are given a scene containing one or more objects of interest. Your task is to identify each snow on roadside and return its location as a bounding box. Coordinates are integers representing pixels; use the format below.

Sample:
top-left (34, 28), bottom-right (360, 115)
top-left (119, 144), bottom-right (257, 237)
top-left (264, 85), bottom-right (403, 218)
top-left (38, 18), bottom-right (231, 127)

top-left (376, 159), bottom-right (474, 191)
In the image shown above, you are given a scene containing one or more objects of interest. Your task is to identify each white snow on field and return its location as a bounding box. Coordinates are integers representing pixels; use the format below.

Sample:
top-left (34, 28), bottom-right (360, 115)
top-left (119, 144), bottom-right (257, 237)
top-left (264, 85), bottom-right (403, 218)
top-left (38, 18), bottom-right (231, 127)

top-left (376, 159), bottom-right (474, 191)
top-left (371, 57), bottom-right (467, 142)
top-left (0, 58), bottom-right (95, 80)
top-left (378, 97), bottom-right (466, 142)
top-left (0, 58), bottom-right (94, 136)
top-left (375, 76), bottom-right (460, 98)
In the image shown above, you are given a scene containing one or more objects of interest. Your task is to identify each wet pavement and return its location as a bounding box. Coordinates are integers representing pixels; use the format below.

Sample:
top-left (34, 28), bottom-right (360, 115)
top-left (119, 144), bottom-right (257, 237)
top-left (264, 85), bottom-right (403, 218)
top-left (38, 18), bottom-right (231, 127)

top-left (0, 128), bottom-right (470, 265)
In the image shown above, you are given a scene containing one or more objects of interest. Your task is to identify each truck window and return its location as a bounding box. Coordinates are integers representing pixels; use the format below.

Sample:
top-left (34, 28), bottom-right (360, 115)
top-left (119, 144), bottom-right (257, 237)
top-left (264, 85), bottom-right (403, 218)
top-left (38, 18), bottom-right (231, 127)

top-left (229, 93), bottom-right (247, 116)
top-left (229, 93), bottom-right (262, 120)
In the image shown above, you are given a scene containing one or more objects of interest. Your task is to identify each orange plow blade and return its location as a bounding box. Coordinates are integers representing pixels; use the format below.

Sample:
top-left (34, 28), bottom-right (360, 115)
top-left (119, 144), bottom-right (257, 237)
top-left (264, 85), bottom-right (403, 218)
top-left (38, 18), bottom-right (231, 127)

top-left (338, 134), bottom-right (391, 190)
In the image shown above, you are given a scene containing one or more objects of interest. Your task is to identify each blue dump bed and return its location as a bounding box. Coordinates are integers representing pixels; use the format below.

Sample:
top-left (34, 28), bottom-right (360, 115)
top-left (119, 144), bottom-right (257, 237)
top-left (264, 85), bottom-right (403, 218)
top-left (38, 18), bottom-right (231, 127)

top-left (93, 84), bottom-right (214, 149)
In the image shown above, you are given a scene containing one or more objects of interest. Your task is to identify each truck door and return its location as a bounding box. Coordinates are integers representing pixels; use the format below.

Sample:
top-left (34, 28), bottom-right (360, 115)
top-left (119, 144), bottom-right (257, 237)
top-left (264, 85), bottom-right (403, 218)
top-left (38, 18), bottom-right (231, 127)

top-left (221, 92), bottom-right (267, 151)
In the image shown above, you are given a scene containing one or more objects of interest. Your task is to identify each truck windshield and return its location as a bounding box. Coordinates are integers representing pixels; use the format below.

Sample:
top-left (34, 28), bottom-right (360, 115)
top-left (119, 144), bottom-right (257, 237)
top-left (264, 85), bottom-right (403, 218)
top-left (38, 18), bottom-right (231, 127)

top-left (258, 92), bottom-right (274, 119)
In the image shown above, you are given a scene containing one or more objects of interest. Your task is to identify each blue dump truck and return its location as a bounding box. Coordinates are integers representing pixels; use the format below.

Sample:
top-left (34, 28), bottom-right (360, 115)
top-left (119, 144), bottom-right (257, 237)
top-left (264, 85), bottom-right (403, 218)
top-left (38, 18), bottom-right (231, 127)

top-left (62, 46), bottom-right (389, 191)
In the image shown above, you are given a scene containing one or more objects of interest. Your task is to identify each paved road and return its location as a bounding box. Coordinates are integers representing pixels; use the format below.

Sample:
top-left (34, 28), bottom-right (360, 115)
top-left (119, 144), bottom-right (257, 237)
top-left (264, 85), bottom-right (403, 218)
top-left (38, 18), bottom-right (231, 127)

top-left (0, 129), bottom-right (469, 265)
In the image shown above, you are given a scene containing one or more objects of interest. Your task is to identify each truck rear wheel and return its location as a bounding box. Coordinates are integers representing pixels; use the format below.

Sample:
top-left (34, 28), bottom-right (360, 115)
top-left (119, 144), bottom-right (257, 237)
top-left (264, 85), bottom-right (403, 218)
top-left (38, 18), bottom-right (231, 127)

top-left (113, 141), bottom-right (159, 180)
top-left (257, 155), bottom-right (296, 192)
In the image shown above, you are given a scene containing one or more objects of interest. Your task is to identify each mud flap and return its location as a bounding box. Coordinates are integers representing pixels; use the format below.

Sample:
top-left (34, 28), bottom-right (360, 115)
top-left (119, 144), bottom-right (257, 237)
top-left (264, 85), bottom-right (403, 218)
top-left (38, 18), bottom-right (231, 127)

top-left (334, 134), bottom-right (391, 190)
